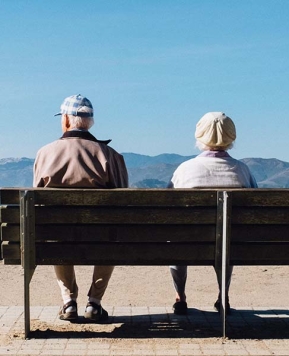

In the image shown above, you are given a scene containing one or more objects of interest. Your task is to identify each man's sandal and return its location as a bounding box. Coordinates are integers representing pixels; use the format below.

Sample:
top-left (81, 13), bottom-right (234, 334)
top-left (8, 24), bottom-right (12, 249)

top-left (84, 302), bottom-right (108, 321)
top-left (59, 300), bottom-right (78, 321)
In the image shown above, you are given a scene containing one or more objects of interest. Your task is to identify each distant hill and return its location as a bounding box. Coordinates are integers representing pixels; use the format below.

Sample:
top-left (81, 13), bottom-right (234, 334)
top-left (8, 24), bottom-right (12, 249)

top-left (123, 153), bottom-right (195, 168)
top-left (240, 158), bottom-right (289, 188)
top-left (0, 154), bottom-right (289, 188)
top-left (0, 157), bottom-right (33, 187)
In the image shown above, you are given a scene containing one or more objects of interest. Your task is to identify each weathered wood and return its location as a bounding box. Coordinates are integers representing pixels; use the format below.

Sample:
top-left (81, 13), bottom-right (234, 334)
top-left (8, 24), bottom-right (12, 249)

top-left (231, 190), bottom-right (289, 206)
top-left (37, 225), bottom-right (217, 242)
top-left (231, 225), bottom-right (289, 241)
top-left (1, 224), bottom-right (20, 242)
top-left (1, 205), bottom-right (217, 225)
top-left (231, 207), bottom-right (289, 224)
top-left (34, 206), bottom-right (217, 225)
top-left (0, 188), bottom-right (20, 205)
top-left (0, 188), bottom-right (218, 206)
top-left (230, 243), bottom-right (289, 264)
top-left (1, 224), bottom-right (217, 242)
top-left (0, 206), bottom-right (19, 224)
top-left (2, 241), bottom-right (216, 265)
top-left (1, 188), bottom-right (287, 206)
top-left (36, 242), bottom-right (216, 265)
top-left (1, 241), bottom-right (20, 260)
top-left (3, 259), bottom-right (20, 265)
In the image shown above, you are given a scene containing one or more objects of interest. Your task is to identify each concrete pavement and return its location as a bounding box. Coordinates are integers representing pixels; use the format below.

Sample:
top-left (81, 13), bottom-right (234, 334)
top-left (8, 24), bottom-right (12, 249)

top-left (1, 305), bottom-right (289, 355)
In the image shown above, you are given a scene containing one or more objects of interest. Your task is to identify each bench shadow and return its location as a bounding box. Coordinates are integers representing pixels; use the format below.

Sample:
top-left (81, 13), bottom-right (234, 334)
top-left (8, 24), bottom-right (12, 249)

top-left (28, 308), bottom-right (289, 340)
top-left (226, 308), bottom-right (289, 340)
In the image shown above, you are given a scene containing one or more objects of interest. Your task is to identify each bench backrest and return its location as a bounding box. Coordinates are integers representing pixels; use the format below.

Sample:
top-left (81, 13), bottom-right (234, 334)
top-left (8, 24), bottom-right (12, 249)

top-left (1, 188), bottom-right (289, 267)
top-left (0, 188), bottom-right (224, 266)
top-left (229, 190), bottom-right (289, 265)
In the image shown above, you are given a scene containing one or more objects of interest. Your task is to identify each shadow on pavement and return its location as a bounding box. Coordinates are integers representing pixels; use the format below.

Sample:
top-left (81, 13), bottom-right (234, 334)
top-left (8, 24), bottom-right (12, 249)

top-left (23, 308), bottom-right (289, 340)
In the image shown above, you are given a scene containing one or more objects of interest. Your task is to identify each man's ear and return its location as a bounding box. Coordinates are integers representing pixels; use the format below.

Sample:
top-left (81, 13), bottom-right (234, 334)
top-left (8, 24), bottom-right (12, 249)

top-left (61, 114), bottom-right (71, 132)
top-left (64, 114), bottom-right (70, 129)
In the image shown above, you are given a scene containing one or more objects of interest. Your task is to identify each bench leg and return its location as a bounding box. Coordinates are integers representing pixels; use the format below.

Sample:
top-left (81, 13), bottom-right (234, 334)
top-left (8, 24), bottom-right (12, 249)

top-left (216, 191), bottom-right (231, 338)
top-left (20, 190), bottom-right (36, 339)
top-left (221, 191), bottom-right (231, 338)
top-left (24, 267), bottom-right (35, 338)
top-left (214, 264), bottom-right (227, 337)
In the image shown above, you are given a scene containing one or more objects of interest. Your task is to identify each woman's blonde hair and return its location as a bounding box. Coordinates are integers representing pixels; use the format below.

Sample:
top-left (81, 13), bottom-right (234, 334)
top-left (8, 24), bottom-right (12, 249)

top-left (195, 140), bottom-right (234, 152)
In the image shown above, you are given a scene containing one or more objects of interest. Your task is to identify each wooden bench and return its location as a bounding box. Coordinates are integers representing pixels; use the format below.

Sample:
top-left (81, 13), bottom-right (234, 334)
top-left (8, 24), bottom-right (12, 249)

top-left (1, 188), bottom-right (289, 338)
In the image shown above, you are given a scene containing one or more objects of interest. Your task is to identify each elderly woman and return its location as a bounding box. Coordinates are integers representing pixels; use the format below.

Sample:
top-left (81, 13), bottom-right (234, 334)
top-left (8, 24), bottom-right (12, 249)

top-left (168, 112), bottom-right (257, 315)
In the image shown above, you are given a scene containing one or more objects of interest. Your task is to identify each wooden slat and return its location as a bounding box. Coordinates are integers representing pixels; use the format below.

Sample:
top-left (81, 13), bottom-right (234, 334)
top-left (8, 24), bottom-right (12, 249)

top-left (231, 225), bottom-right (289, 242)
top-left (35, 242), bottom-right (216, 265)
top-left (0, 189), bottom-right (20, 205)
top-left (1, 241), bottom-right (20, 260)
top-left (231, 189), bottom-right (289, 206)
top-left (1, 225), bottom-right (20, 242)
top-left (0, 206), bottom-right (20, 224)
top-left (2, 188), bottom-right (289, 206)
top-left (33, 224), bottom-right (216, 242)
top-left (33, 206), bottom-right (217, 225)
top-left (0, 188), bottom-right (218, 206)
top-left (1, 206), bottom-right (217, 225)
top-left (2, 242), bottom-right (216, 265)
top-left (231, 207), bottom-right (289, 224)
top-left (230, 242), bottom-right (289, 264)
top-left (34, 189), bottom-right (218, 207)
top-left (3, 259), bottom-right (21, 265)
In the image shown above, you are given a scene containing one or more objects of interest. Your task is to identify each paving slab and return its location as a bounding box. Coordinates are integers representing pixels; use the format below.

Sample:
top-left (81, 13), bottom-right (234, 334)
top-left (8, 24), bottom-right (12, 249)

top-left (1, 306), bottom-right (289, 355)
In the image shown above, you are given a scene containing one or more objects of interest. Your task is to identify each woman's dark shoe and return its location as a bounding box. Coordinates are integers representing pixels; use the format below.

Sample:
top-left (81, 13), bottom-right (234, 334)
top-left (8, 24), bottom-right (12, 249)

top-left (214, 298), bottom-right (231, 315)
top-left (173, 301), bottom-right (188, 315)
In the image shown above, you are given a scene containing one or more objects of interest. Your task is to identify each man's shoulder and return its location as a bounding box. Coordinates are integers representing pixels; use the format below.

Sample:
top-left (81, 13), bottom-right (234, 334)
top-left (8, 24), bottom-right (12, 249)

top-left (100, 143), bottom-right (123, 157)
top-left (37, 139), bottom-right (61, 151)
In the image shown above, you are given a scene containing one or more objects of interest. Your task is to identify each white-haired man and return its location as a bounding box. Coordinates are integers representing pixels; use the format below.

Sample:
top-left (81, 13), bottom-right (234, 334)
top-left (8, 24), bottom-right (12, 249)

top-left (168, 112), bottom-right (257, 315)
top-left (34, 94), bottom-right (128, 321)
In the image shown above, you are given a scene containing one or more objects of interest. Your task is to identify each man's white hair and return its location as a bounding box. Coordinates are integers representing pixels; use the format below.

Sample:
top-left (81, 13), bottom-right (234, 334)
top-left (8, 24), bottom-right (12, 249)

top-left (67, 115), bottom-right (94, 130)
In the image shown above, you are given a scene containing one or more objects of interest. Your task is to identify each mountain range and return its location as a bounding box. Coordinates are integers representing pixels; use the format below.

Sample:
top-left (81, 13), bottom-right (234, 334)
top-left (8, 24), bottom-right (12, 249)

top-left (0, 154), bottom-right (289, 188)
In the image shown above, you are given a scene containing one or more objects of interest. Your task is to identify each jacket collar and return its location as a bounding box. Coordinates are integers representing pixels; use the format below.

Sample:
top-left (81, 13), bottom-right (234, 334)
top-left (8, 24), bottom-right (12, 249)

top-left (198, 150), bottom-right (230, 158)
top-left (60, 131), bottom-right (111, 145)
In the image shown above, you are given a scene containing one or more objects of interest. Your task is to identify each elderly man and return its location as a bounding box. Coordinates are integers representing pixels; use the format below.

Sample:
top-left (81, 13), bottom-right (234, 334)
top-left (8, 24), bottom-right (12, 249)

top-left (168, 112), bottom-right (257, 315)
top-left (33, 94), bottom-right (128, 321)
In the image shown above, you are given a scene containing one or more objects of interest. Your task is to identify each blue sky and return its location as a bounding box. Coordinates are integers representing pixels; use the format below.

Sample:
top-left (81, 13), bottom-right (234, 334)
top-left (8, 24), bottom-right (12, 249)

top-left (1, 0), bottom-right (289, 161)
